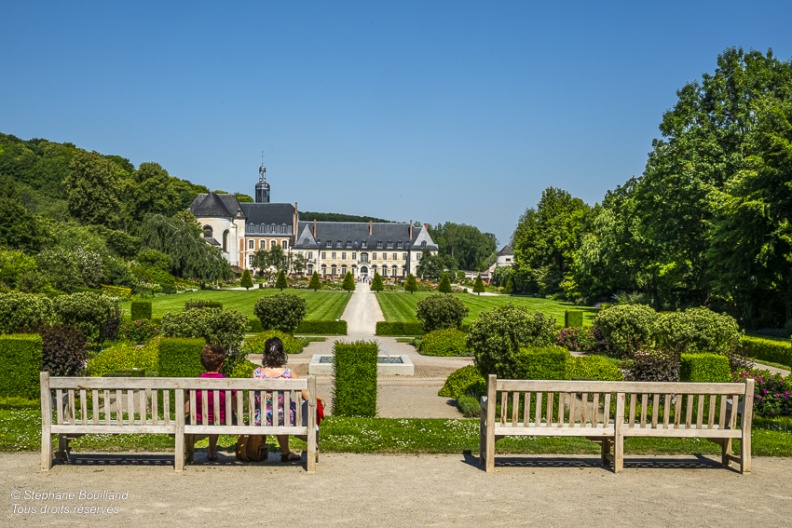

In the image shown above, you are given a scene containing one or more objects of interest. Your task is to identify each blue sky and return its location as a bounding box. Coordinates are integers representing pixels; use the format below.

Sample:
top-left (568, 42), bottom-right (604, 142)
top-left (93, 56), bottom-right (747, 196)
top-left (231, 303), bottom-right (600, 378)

top-left (2, 1), bottom-right (791, 246)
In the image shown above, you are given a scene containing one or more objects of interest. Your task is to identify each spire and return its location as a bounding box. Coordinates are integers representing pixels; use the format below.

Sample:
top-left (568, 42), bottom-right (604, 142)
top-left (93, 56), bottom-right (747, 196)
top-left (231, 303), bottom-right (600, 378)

top-left (255, 157), bottom-right (271, 203)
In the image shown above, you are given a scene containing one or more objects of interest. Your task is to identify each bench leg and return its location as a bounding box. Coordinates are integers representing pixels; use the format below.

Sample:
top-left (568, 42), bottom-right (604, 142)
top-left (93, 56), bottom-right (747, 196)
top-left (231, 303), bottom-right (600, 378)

top-left (41, 432), bottom-right (52, 471)
top-left (600, 438), bottom-right (611, 468)
top-left (614, 434), bottom-right (624, 473)
top-left (719, 438), bottom-right (731, 469)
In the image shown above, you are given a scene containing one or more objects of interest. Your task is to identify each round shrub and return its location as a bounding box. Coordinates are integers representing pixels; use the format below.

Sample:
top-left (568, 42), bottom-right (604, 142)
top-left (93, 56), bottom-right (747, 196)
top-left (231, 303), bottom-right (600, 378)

top-left (557, 326), bottom-right (598, 352)
top-left (654, 307), bottom-right (741, 355)
top-left (228, 358), bottom-right (258, 378)
top-left (87, 340), bottom-right (159, 377)
top-left (119, 319), bottom-right (160, 344)
top-left (52, 292), bottom-right (121, 346)
top-left (468, 305), bottom-right (557, 378)
top-left (160, 308), bottom-right (248, 353)
top-left (438, 365), bottom-right (486, 399)
top-left (241, 330), bottom-right (304, 356)
top-left (565, 355), bottom-right (623, 381)
top-left (418, 329), bottom-right (470, 357)
top-left (41, 325), bottom-right (88, 376)
top-left (624, 348), bottom-right (679, 382)
top-left (592, 304), bottom-right (658, 357)
top-left (0, 292), bottom-right (55, 334)
top-left (416, 294), bottom-right (469, 332)
top-left (253, 293), bottom-right (307, 334)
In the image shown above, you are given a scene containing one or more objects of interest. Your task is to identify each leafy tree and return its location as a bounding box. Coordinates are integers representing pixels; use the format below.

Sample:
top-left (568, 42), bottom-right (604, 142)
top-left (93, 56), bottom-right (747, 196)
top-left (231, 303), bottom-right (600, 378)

top-left (308, 271), bottom-right (322, 292)
top-left (416, 249), bottom-right (451, 280)
top-left (343, 271), bottom-right (356, 292)
top-left (252, 248), bottom-right (268, 273)
top-left (291, 253), bottom-right (308, 276)
top-left (438, 273), bottom-right (452, 293)
top-left (253, 294), bottom-right (307, 334)
top-left (240, 269), bottom-right (254, 290)
top-left (370, 272), bottom-right (383, 292)
top-left (275, 270), bottom-right (288, 290)
top-left (52, 292), bottom-right (121, 346)
top-left (404, 273), bottom-right (418, 294)
top-left (63, 150), bottom-right (126, 228)
top-left (467, 305), bottom-right (557, 378)
top-left (124, 162), bottom-right (180, 231)
top-left (0, 177), bottom-right (47, 251)
top-left (429, 222), bottom-right (497, 271)
top-left (416, 294), bottom-right (469, 332)
top-left (473, 275), bottom-right (485, 295)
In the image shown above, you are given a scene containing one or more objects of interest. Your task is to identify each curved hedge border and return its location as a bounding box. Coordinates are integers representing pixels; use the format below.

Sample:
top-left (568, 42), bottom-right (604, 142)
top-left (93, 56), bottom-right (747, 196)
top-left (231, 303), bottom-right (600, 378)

top-left (741, 336), bottom-right (792, 368)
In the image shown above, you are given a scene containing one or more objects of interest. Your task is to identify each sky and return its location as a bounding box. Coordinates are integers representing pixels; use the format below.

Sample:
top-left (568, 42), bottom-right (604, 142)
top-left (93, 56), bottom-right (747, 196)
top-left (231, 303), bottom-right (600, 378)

top-left (2, 1), bottom-right (791, 246)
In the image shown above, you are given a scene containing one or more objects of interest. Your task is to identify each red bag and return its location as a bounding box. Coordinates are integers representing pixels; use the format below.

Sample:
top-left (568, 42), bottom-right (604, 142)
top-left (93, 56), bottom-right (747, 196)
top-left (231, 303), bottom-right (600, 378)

top-left (316, 399), bottom-right (325, 425)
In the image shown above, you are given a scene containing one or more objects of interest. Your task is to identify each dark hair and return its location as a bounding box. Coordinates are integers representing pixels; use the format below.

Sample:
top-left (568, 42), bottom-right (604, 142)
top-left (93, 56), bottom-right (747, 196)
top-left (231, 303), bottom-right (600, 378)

top-left (200, 344), bottom-right (226, 371)
top-left (262, 337), bottom-right (288, 367)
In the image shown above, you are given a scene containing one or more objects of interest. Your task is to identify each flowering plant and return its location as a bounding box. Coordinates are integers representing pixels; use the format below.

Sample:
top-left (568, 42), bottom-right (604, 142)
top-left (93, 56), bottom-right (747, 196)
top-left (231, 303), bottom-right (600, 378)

top-left (556, 326), bottom-right (598, 353)
top-left (733, 368), bottom-right (792, 418)
top-left (119, 319), bottom-right (160, 344)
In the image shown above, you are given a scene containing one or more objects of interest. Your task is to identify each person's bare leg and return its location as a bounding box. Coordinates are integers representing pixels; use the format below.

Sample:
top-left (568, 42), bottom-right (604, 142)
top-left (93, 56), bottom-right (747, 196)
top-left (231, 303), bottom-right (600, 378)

top-left (208, 434), bottom-right (219, 460)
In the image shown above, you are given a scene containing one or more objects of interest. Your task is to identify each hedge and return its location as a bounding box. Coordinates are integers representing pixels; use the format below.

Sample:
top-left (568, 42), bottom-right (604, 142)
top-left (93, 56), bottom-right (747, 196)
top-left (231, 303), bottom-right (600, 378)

top-left (741, 336), bottom-right (792, 368)
top-left (184, 299), bottom-right (224, 310)
top-left (332, 341), bottom-right (378, 417)
top-left (0, 334), bottom-right (43, 399)
top-left (565, 355), bottom-right (623, 381)
top-left (418, 328), bottom-right (470, 357)
top-left (564, 310), bottom-right (584, 328)
top-left (87, 340), bottom-right (159, 377)
top-left (296, 320), bottom-right (348, 335)
top-left (514, 346), bottom-right (570, 380)
top-left (680, 353), bottom-right (731, 383)
top-left (0, 293), bottom-right (55, 334)
top-left (131, 300), bottom-right (153, 321)
top-left (438, 365), bottom-right (485, 399)
top-left (376, 322), bottom-right (425, 336)
top-left (158, 338), bottom-right (206, 377)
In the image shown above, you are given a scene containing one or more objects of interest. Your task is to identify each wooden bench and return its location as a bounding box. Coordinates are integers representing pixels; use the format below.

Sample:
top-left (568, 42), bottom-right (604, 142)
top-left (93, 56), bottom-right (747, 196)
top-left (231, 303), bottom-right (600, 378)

top-left (40, 372), bottom-right (318, 472)
top-left (480, 375), bottom-right (754, 473)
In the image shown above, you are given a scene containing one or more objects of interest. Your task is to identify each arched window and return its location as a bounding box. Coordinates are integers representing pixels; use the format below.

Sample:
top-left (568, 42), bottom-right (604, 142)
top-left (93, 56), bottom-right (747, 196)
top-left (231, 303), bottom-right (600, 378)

top-left (222, 230), bottom-right (229, 252)
top-left (271, 240), bottom-right (277, 249)
top-left (331, 265), bottom-right (337, 276)
top-left (307, 264), bottom-right (314, 275)
top-left (203, 226), bottom-right (213, 239)
top-left (321, 264), bottom-right (327, 276)
top-left (392, 265), bottom-right (398, 277)
top-left (341, 265), bottom-right (347, 275)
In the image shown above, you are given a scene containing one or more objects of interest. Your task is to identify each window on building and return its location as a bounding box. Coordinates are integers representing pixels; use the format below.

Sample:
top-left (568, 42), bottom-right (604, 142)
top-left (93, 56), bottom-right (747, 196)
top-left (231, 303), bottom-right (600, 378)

top-left (307, 264), bottom-right (314, 275)
top-left (403, 253), bottom-right (408, 260)
top-left (271, 240), bottom-right (277, 249)
top-left (352, 252), bottom-right (356, 260)
top-left (282, 241), bottom-right (288, 250)
top-left (392, 265), bottom-right (398, 277)
top-left (341, 265), bottom-right (347, 275)
top-left (382, 267), bottom-right (388, 277)
top-left (361, 242), bottom-right (367, 249)
top-left (332, 252), bottom-right (336, 259)
top-left (249, 255), bottom-right (254, 267)
top-left (336, 241), bottom-right (342, 248)
top-left (321, 264), bottom-right (327, 276)
top-left (307, 252), bottom-right (313, 260)
top-left (203, 226), bottom-right (213, 239)
top-left (372, 252), bottom-right (377, 261)
top-left (303, 238), bottom-right (309, 245)
top-left (421, 241), bottom-right (427, 249)
top-left (361, 253), bottom-right (368, 263)
top-left (342, 252), bottom-right (346, 260)
top-left (223, 230), bottom-right (229, 252)
top-left (331, 265), bottom-right (337, 276)
top-left (326, 241), bottom-right (332, 248)
top-left (353, 240), bottom-right (359, 248)
top-left (392, 253), bottom-right (397, 261)
top-left (397, 242), bottom-right (403, 249)
top-left (377, 241), bottom-right (383, 249)
top-left (321, 252), bottom-right (326, 259)
top-left (248, 240), bottom-right (254, 249)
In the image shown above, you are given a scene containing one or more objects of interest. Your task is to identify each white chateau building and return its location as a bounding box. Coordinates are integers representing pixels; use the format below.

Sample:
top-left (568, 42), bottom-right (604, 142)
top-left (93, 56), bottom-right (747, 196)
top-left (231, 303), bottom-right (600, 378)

top-left (189, 165), bottom-right (438, 279)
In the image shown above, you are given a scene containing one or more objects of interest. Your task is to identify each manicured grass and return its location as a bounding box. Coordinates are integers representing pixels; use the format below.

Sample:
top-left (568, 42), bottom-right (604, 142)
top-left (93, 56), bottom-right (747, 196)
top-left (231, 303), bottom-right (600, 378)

top-left (6, 399), bottom-right (791, 457)
top-left (376, 291), bottom-right (599, 326)
top-left (119, 289), bottom-right (351, 321)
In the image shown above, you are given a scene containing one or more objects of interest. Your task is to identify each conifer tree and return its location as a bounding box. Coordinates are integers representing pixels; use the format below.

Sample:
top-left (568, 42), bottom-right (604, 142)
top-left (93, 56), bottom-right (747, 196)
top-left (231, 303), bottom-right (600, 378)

top-left (308, 271), bottom-right (322, 292)
top-left (371, 272), bottom-right (384, 292)
top-left (438, 272), bottom-right (452, 293)
top-left (405, 273), bottom-right (418, 294)
top-left (276, 270), bottom-right (288, 290)
top-left (240, 269), bottom-right (254, 290)
top-left (473, 274), bottom-right (485, 295)
top-left (342, 271), bottom-right (356, 292)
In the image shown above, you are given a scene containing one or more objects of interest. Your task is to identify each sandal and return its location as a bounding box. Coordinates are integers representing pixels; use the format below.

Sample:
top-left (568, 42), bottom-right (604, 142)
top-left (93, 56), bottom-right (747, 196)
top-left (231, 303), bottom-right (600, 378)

top-left (207, 454), bottom-right (218, 462)
top-left (280, 452), bottom-right (301, 462)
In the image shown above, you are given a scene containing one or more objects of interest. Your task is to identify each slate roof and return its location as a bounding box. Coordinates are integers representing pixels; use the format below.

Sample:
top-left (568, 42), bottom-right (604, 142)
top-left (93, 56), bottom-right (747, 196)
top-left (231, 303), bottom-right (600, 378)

top-left (189, 192), bottom-right (244, 218)
top-left (497, 245), bottom-right (514, 256)
top-left (240, 202), bottom-right (295, 226)
top-left (293, 222), bottom-right (437, 250)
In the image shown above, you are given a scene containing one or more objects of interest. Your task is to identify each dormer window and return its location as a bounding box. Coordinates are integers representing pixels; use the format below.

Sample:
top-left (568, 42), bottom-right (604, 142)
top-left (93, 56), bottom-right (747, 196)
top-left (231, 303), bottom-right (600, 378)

top-left (377, 241), bottom-right (383, 249)
top-left (397, 242), bottom-right (403, 249)
top-left (326, 241), bottom-right (332, 248)
top-left (421, 241), bottom-right (427, 249)
top-left (361, 241), bottom-right (367, 249)
top-left (336, 241), bottom-right (342, 248)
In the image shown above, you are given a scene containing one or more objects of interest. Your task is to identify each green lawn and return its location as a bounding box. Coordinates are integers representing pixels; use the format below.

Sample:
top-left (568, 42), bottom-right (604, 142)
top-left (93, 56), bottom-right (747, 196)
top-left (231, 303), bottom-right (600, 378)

top-left (120, 289), bottom-right (351, 321)
top-left (376, 291), bottom-right (599, 326)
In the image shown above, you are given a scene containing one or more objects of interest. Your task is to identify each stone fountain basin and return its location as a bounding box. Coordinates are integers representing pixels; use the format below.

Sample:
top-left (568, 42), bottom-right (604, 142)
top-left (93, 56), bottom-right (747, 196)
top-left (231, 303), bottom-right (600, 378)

top-left (308, 354), bottom-right (414, 376)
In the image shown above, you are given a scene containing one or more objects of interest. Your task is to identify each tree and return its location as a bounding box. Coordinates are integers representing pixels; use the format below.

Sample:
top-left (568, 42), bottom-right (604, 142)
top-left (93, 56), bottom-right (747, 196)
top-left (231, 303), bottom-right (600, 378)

top-left (438, 273), bottom-right (452, 293)
top-left (429, 222), bottom-right (498, 271)
top-left (253, 294), bottom-right (307, 334)
top-left (63, 150), bottom-right (125, 228)
top-left (291, 253), bottom-right (307, 276)
top-left (308, 271), bottom-right (322, 292)
top-left (240, 269), bottom-right (254, 290)
top-left (416, 249), bottom-right (449, 280)
top-left (343, 271), bottom-right (356, 292)
top-left (275, 270), bottom-right (288, 290)
top-left (473, 275), bottom-right (485, 295)
top-left (416, 294), bottom-right (469, 332)
top-left (370, 272), bottom-right (383, 292)
top-left (404, 273), bottom-right (418, 294)
top-left (124, 162), bottom-right (180, 231)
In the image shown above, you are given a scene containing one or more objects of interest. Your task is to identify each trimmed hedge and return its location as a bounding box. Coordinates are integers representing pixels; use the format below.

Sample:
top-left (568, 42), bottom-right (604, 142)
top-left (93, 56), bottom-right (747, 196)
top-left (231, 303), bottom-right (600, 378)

top-left (376, 322), bottom-right (424, 336)
top-left (184, 299), bottom-right (223, 310)
top-left (418, 329), bottom-right (470, 357)
top-left (514, 346), bottom-right (570, 380)
top-left (564, 310), bottom-right (584, 328)
top-left (438, 365), bottom-right (486, 399)
top-left (296, 320), bottom-right (348, 335)
top-left (565, 355), bottom-right (624, 381)
top-left (87, 340), bottom-right (159, 377)
top-left (0, 334), bottom-right (42, 398)
top-left (101, 284), bottom-right (132, 299)
top-left (332, 341), bottom-right (378, 417)
top-left (130, 300), bottom-right (153, 321)
top-left (741, 336), bottom-right (792, 368)
top-left (158, 337), bottom-right (205, 377)
top-left (680, 353), bottom-right (731, 383)
top-left (242, 330), bottom-right (304, 356)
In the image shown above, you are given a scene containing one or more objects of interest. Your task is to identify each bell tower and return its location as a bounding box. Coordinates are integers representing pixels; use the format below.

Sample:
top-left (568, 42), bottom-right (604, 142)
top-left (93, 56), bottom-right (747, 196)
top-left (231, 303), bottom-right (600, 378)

top-left (255, 162), bottom-right (270, 203)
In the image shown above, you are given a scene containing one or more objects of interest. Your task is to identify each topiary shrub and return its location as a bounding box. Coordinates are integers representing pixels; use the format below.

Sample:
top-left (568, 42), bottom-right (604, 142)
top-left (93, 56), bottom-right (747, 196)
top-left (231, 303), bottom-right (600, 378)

top-left (184, 299), bottom-right (223, 310)
top-left (87, 340), bottom-right (159, 377)
top-left (514, 346), bottom-right (570, 380)
top-left (332, 340), bottom-right (378, 417)
top-left (0, 292), bottom-right (55, 334)
top-left (0, 334), bottom-right (42, 398)
top-left (592, 304), bottom-right (658, 358)
top-left (404, 274), bottom-right (418, 293)
top-left (52, 292), bottom-right (121, 346)
top-left (564, 310), bottom-right (584, 328)
top-left (375, 322), bottom-right (424, 336)
top-left (468, 305), bottom-right (557, 378)
top-left (308, 271), bottom-right (322, 292)
top-left (41, 325), bottom-right (88, 377)
top-left (242, 330), bottom-right (304, 356)
top-left (343, 271), bottom-right (356, 292)
top-left (295, 320), bottom-right (347, 335)
top-left (119, 319), bottom-right (160, 344)
top-left (624, 348), bottom-right (679, 382)
top-left (654, 307), bottom-right (741, 355)
top-left (240, 269), bottom-right (254, 290)
top-left (438, 365), bottom-right (486, 399)
top-left (158, 337), bottom-right (205, 377)
top-left (680, 353), bottom-right (731, 382)
top-left (418, 328), bottom-right (470, 357)
top-left (416, 294), bottom-right (469, 332)
top-left (438, 273), bottom-right (452, 293)
top-left (253, 293), bottom-right (307, 334)
top-left (130, 300), bottom-right (152, 321)
top-left (565, 355), bottom-right (623, 381)
top-left (275, 270), bottom-right (288, 290)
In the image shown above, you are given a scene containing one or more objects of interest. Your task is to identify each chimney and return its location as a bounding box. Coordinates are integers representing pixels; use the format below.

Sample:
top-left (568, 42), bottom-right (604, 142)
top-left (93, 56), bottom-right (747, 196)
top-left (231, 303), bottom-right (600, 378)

top-left (313, 219), bottom-right (317, 237)
top-left (369, 220), bottom-right (372, 235)
top-left (293, 202), bottom-right (298, 236)
top-left (409, 220), bottom-right (413, 240)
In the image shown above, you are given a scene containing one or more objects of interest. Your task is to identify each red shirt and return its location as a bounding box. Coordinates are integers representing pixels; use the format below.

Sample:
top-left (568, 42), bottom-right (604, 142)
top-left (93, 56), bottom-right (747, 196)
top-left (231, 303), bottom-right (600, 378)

top-left (194, 372), bottom-right (235, 424)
